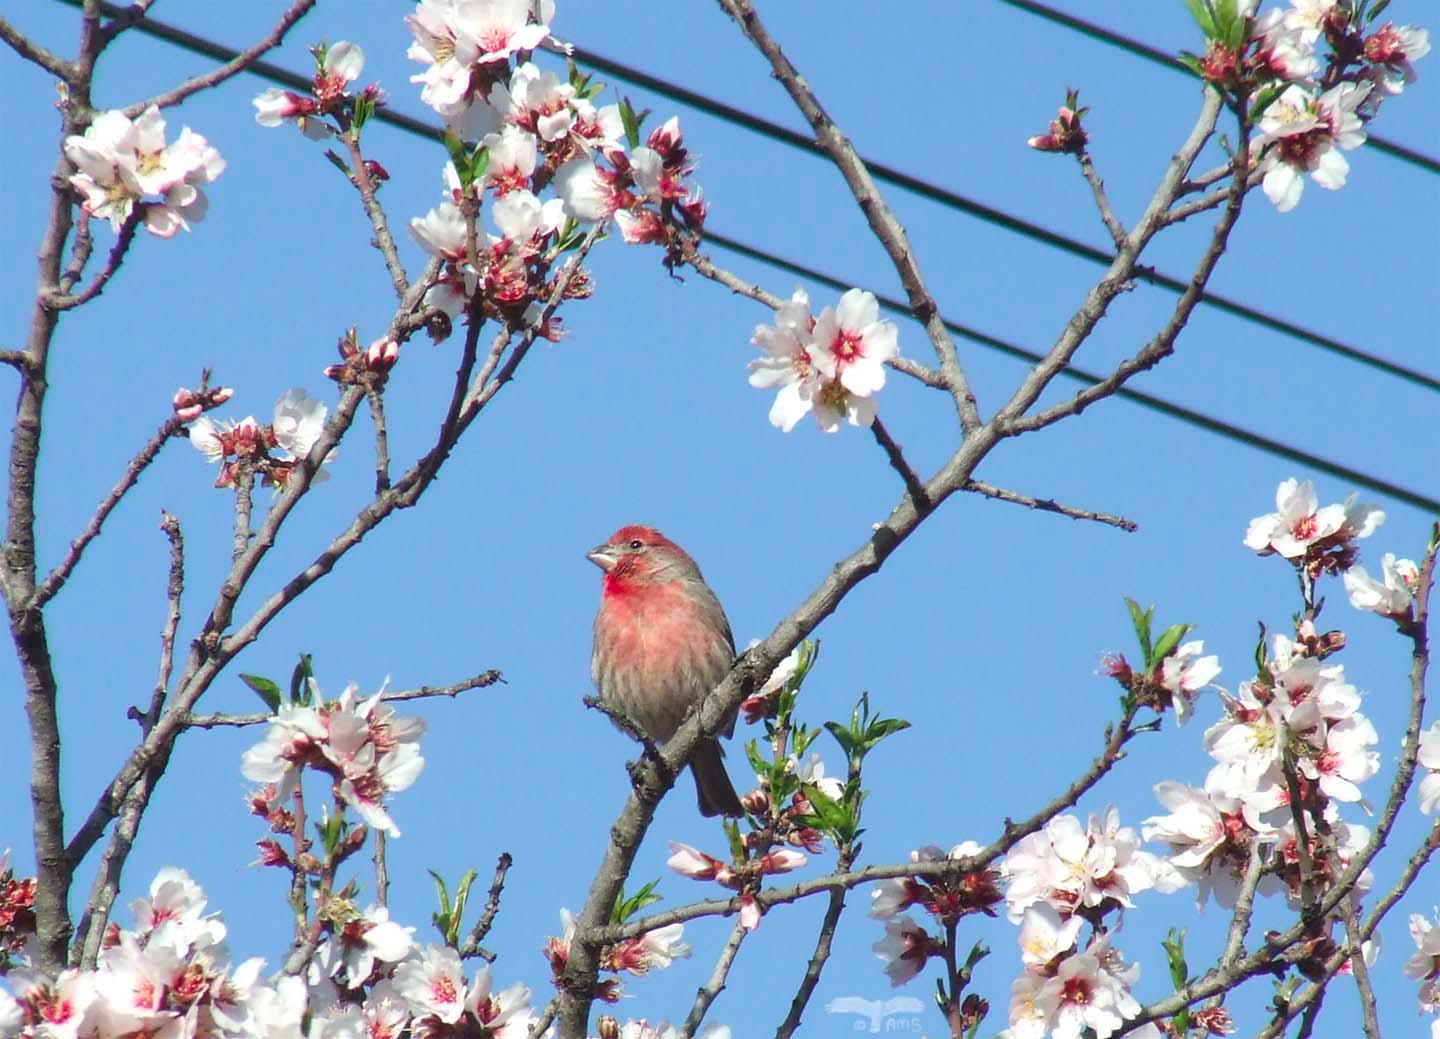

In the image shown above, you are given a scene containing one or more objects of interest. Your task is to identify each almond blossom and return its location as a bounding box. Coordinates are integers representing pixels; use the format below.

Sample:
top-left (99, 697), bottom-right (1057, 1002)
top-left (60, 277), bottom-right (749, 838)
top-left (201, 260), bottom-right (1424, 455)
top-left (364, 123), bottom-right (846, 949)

top-left (405, 0), bottom-right (553, 118)
top-left (809, 289), bottom-right (897, 430)
top-left (1344, 552), bottom-right (1420, 617)
top-left (1418, 723), bottom-right (1440, 815)
top-left (1252, 81), bottom-right (1371, 212)
top-left (1159, 640), bottom-right (1222, 725)
top-left (1365, 22), bottom-right (1431, 96)
top-left (872, 914), bottom-right (932, 987)
top-left (65, 106), bottom-right (225, 237)
top-left (1243, 478), bottom-right (1383, 575)
top-left (747, 290), bottom-right (818, 433)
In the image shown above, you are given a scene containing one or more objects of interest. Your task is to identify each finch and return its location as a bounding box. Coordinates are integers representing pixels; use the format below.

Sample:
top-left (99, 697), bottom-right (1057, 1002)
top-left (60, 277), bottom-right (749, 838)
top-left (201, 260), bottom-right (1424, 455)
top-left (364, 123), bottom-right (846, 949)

top-left (588, 524), bottom-right (745, 818)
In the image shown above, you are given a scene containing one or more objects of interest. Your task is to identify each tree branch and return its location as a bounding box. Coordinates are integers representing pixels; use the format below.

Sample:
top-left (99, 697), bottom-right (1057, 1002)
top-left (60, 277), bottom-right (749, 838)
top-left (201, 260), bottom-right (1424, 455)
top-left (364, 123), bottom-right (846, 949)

top-left (1076, 150), bottom-right (1126, 250)
top-left (43, 210), bottom-right (142, 311)
top-left (0, 15), bottom-right (73, 78)
top-left (459, 852), bottom-right (513, 961)
top-left (961, 478), bottom-right (1136, 532)
top-left (870, 417), bottom-right (929, 513)
top-left (122, 0), bottom-right (318, 117)
top-left (342, 132), bottom-right (409, 299)
top-left (678, 919), bottom-right (749, 1039)
top-left (35, 415), bottom-right (184, 609)
top-left (366, 387), bottom-right (391, 495)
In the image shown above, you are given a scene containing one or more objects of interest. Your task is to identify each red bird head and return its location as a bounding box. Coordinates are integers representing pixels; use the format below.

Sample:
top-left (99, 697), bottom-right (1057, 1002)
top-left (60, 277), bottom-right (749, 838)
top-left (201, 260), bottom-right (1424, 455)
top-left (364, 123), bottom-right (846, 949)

top-left (586, 525), bottom-right (702, 592)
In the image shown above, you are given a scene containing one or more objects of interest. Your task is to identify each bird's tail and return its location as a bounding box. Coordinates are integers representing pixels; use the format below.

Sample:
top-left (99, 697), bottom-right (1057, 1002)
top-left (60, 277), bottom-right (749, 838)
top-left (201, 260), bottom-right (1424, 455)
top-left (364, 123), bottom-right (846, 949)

top-left (691, 738), bottom-right (744, 818)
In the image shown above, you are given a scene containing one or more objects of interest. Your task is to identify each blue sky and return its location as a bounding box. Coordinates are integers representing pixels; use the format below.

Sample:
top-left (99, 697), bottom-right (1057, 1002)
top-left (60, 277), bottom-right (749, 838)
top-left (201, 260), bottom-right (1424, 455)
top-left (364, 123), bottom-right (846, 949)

top-left (2, 1), bottom-right (1438, 1036)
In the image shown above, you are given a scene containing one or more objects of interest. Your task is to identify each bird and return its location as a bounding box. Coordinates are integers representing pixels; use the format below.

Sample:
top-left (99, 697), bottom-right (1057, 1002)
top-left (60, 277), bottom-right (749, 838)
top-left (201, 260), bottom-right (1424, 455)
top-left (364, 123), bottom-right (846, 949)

top-left (588, 524), bottom-right (744, 817)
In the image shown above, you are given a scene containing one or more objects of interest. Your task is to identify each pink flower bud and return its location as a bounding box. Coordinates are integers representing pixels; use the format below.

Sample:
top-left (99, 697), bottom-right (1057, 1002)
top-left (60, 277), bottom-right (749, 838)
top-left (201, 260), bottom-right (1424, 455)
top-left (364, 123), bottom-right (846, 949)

top-left (738, 893), bottom-right (761, 931)
top-left (760, 849), bottom-right (807, 875)
top-left (211, 386), bottom-right (234, 405)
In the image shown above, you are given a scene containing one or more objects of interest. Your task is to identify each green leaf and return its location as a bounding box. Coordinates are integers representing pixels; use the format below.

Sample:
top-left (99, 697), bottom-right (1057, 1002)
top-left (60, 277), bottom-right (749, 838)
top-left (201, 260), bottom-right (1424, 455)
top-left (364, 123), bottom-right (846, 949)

top-left (239, 673), bottom-right (282, 714)
top-left (723, 819), bottom-right (747, 862)
top-left (612, 879), bottom-right (663, 923)
top-left (1150, 622), bottom-right (1194, 671)
top-left (428, 868), bottom-right (452, 920)
top-left (1124, 597), bottom-right (1154, 666)
top-left (1176, 51), bottom-right (1207, 77)
top-left (824, 721), bottom-right (857, 759)
top-left (1162, 928), bottom-right (1192, 1032)
top-left (1183, 0), bottom-right (1217, 38)
top-left (449, 868), bottom-right (479, 945)
top-left (443, 130), bottom-right (468, 170)
top-left (290, 653), bottom-right (315, 706)
top-left (1254, 621), bottom-right (1269, 677)
top-left (318, 810), bottom-right (346, 857)
top-left (619, 97), bottom-right (644, 151)
top-left (1368, 0), bottom-right (1392, 23)
top-left (353, 95), bottom-right (374, 132)
top-left (861, 717), bottom-right (912, 754)
top-left (470, 145), bottom-right (491, 181)
top-left (1249, 83), bottom-right (1285, 121)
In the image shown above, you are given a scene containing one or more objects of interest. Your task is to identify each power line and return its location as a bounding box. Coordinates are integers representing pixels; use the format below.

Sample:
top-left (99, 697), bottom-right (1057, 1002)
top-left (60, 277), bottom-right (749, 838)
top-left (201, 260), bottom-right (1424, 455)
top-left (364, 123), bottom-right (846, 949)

top-left (45, 1), bottom-right (1440, 514)
top-left (996, 0), bottom-right (1440, 175)
top-left (58, 0), bottom-right (1440, 394)
top-left (544, 44), bottom-right (1440, 395)
top-left (705, 231), bottom-right (1440, 516)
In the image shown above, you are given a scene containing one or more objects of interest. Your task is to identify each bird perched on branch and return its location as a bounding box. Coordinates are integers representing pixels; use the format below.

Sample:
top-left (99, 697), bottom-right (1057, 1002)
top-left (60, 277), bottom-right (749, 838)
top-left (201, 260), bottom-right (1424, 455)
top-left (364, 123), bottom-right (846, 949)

top-left (588, 524), bottom-right (744, 817)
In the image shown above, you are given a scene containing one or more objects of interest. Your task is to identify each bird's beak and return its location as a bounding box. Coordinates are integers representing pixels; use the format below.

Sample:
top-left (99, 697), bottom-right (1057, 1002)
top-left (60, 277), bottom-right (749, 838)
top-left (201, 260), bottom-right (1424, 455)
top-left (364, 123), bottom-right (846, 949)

top-left (586, 545), bottom-right (617, 571)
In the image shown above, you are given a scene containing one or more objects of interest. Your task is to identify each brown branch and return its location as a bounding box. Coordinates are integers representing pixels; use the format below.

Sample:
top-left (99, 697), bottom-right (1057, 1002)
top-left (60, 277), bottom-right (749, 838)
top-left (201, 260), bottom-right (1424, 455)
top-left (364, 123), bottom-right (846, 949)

top-left (147, 512), bottom-right (185, 726)
top-left (1077, 150), bottom-right (1126, 250)
top-left (775, 845), bottom-right (859, 1039)
top-left (0, 15), bottom-right (72, 77)
top-left (0, 351), bottom-right (30, 372)
top-left (961, 478), bottom-right (1136, 532)
top-left (715, 0), bottom-right (981, 432)
top-left (870, 417), bottom-right (929, 513)
top-left (34, 415), bottom-right (183, 609)
top-left (374, 831), bottom-right (389, 908)
top-left (343, 132), bottom-right (409, 299)
top-left (232, 464), bottom-right (254, 562)
top-left (678, 919), bottom-right (749, 1039)
top-left (122, 0), bottom-right (318, 117)
top-left (1165, 167), bottom-right (1264, 225)
top-left (43, 210), bottom-right (142, 311)
top-left (59, 211), bottom-right (94, 295)
top-left (366, 387), bottom-right (391, 495)
top-left (1338, 893), bottom-right (1379, 1039)
top-left (1219, 842), bottom-right (1266, 968)
top-left (97, 0), bottom-right (160, 46)
top-left (460, 852), bottom-right (514, 960)
top-left (179, 671), bottom-right (505, 729)
top-left (527, 998), bottom-right (559, 1039)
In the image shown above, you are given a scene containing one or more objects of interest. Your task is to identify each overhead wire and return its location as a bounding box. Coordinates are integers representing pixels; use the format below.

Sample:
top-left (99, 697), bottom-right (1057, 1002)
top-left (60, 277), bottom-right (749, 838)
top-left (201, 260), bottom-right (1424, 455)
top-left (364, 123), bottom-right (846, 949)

top-left (42, 0), bottom-right (1440, 514)
top-left (996, 0), bottom-right (1440, 175)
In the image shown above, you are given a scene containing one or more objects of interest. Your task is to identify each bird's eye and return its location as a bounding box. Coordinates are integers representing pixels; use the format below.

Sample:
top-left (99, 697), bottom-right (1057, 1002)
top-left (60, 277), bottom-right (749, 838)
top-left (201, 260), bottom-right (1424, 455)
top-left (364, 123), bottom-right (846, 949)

top-left (628, 538), bottom-right (644, 550)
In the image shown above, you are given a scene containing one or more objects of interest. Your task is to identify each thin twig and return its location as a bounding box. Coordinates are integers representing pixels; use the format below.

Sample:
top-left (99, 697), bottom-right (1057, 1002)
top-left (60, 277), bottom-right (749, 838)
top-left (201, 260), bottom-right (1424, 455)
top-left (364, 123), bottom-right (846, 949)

top-left (97, 0), bottom-right (159, 46)
top-left (232, 465), bottom-right (254, 563)
top-left (122, 0), bottom-right (318, 117)
top-left (460, 852), bottom-right (514, 960)
top-left (343, 132), bottom-right (409, 299)
top-left (59, 211), bottom-right (94, 295)
top-left (1218, 842), bottom-right (1265, 968)
top-left (716, 0), bottom-right (981, 432)
top-left (870, 417), bottom-right (930, 512)
top-left (373, 832), bottom-right (389, 909)
top-left (775, 846), bottom-right (858, 1038)
top-left (527, 997), bottom-right (559, 1039)
top-left (35, 415), bottom-right (183, 609)
top-left (148, 513), bottom-right (185, 727)
top-left (1338, 893), bottom-right (1379, 1039)
top-left (961, 478), bottom-right (1136, 532)
top-left (0, 15), bottom-right (72, 77)
top-left (179, 671), bottom-right (505, 729)
top-left (0, 351), bottom-right (30, 371)
top-left (366, 387), bottom-right (391, 495)
top-left (1077, 150), bottom-right (1126, 249)
top-left (43, 210), bottom-right (141, 311)
top-left (679, 919), bottom-right (749, 1039)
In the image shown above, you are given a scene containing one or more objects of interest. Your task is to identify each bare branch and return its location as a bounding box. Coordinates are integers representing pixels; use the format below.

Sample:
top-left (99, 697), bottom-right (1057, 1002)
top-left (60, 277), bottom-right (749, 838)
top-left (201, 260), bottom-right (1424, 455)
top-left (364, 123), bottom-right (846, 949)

top-left (366, 388), bottom-right (391, 495)
top-left (232, 464), bottom-right (255, 562)
top-left (1218, 843), bottom-right (1265, 968)
top-left (35, 415), bottom-right (184, 609)
top-left (374, 832), bottom-right (389, 909)
top-left (0, 15), bottom-right (72, 78)
top-left (43, 210), bottom-right (142, 311)
top-left (122, 0), bottom-right (318, 117)
top-left (98, 1), bottom-right (161, 47)
top-left (148, 513), bottom-right (185, 727)
top-left (342, 132), bottom-right (409, 299)
top-left (870, 417), bottom-right (929, 512)
top-left (1076, 150), bottom-right (1126, 250)
top-left (678, 919), bottom-right (749, 1039)
top-left (961, 478), bottom-right (1136, 532)
top-left (1165, 167), bottom-right (1264, 225)
top-left (59, 211), bottom-right (95, 295)
top-left (1338, 893), bottom-right (1379, 1039)
top-left (179, 671), bottom-right (505, 729)
top-left (716, 0), bottom-right (982, 432)
top-left (775, 847), bottom-right (859, 1039)
top-left (460, 852), bottom-right (514, 961)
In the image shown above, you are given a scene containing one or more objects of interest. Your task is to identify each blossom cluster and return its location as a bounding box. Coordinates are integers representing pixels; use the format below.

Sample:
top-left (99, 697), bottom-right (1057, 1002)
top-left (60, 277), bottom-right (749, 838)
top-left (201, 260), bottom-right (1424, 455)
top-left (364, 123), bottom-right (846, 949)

top-left (188, 389), bottom-right (333, 491)
top-left (748, 288), bottom-right (900, 433)
top-left (1407, 911), bottom-right (1440, 1037)
top-left (403, 0), bottom-right (700, 330)
top-left (1212, 1), bottom-right (1430, 211)
top-left (64, 106), bottom-right (225, 238)
top-left (241, 681), bottom-right (424, 839)
top-left (665, 842), bottom-right (807, 932)
top-left (542, 908), bottom-right (694, 1006)
top-left (0, 852), bottom-right (35, 972)
top-left (253, 42), bottom-right (383, 140)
